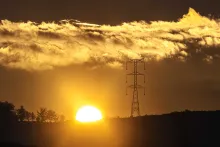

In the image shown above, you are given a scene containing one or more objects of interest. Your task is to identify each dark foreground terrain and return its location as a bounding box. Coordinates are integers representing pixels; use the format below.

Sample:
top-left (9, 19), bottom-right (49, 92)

top-left (1, 111), bottom-right (220, 147)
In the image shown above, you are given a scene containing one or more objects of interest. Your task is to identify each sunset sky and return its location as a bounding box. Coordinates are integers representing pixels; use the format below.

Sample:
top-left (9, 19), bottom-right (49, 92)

top-left (1, 0), bottom-right (220, 118)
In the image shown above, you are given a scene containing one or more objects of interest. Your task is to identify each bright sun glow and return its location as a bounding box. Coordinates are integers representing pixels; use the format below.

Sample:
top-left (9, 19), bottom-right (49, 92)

top-left (75, 106), bottom-right (102, 122)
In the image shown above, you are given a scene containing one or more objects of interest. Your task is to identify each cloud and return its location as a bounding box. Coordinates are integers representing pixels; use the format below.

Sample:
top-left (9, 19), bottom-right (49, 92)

top-left (0, 8), bottom-right (220, 70)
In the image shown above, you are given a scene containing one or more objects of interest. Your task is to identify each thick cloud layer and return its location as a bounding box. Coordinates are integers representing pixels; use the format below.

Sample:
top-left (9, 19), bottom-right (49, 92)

top-left (0, 8), bottom-right (220, 70)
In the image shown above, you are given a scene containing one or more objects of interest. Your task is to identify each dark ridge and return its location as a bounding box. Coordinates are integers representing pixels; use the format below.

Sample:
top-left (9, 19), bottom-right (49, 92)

top-left (1, 110), bottom-right (220, 147)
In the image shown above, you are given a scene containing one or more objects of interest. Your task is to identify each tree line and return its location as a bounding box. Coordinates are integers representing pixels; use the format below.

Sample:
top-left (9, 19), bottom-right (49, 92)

top-left (0, 101), bottom-right (65, 123)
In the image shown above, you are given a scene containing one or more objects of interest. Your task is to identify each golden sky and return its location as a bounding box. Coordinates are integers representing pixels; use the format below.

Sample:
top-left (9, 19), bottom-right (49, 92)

top-left (1, 8), bottom-right (220, 118)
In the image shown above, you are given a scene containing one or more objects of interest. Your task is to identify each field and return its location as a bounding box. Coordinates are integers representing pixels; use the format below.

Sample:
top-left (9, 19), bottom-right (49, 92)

top-left (1, 110), bottom-right (220, 147)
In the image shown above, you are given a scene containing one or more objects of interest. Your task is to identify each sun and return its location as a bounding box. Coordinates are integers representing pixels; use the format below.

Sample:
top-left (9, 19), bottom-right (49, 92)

top-left (75, 106), bottom-right (102, 122)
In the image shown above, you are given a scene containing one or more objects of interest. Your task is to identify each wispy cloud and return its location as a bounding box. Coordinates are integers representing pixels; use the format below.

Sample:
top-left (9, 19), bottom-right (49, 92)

top-left (0, 8), bottom-right (220, 70)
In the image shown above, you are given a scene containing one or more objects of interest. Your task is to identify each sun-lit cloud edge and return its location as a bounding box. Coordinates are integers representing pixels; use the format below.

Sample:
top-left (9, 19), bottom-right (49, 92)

top-left (0, 8), bottom-right (220, 71)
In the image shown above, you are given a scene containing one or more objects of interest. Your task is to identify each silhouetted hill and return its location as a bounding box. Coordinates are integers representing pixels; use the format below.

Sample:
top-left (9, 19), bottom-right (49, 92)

top-left (1, 110), bottom-right (220, 147)
top-left (0, 142), bottom-right (36, 147)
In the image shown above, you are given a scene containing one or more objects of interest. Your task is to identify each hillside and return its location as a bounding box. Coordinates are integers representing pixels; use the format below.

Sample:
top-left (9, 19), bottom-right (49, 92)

top-left (1, 110), bottom-right (220, 147)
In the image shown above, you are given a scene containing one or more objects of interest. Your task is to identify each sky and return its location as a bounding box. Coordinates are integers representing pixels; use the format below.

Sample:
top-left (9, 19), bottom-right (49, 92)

top-left (1, 0), bottom-right (220, 118)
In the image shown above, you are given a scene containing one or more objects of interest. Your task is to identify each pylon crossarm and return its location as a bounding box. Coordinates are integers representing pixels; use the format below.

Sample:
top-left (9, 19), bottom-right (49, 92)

top-left (126, 74), bottom-right (135, 83)
top-left (127, 85), bottom-right (135, 88)
top-left (126, 85), bottom-right (135, 95)
top-left (134, 59), bottom-right (144, 62)
top-left (127, 73), bottom-right (135, 76)
top-left (136, 73), bottom-right (146, 83)
top-left (137, 85), bottom-right (146, 95)
top-left (126, 60), bottom-right (134, 70)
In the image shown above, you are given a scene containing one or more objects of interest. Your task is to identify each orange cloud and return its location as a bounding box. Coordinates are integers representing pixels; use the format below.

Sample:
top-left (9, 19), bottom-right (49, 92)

top-left (0, 8), bottom-right (220, 70)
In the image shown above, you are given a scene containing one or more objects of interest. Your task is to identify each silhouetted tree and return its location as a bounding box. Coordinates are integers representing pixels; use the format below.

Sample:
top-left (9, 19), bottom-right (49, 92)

top-left (46, 110), bottom-right (58, 122)
top-left (30, 112), bottom-right (36, 121)
top-left (59, 114), bottom-right (65, 122)
top-left (25, 111), bottom-right (32, 121)
top-left (36, 108), bottom-right (47, 122)
top-left (17, 106), bottom-right (26, 122)
top-left (0, 101), bottom-right (17, 123)
top-left (184, 109), bottom-right (191, 113)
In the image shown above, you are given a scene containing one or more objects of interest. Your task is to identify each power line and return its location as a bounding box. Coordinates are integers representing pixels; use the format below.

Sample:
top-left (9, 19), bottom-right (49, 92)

top-left (126, 59), bottom-right (145, 117)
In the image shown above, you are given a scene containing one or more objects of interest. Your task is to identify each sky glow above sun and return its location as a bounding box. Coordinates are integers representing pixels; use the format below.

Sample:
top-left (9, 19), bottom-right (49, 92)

top-left (75, 106), bottom-right (102, 122)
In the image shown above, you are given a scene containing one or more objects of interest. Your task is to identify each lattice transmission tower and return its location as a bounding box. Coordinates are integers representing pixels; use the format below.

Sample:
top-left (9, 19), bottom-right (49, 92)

top-left (126, 59), bottom-right (146, 117)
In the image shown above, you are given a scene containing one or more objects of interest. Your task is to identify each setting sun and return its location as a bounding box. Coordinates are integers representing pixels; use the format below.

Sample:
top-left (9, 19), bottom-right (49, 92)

top-left (75, 106), bottom-right (102, 122)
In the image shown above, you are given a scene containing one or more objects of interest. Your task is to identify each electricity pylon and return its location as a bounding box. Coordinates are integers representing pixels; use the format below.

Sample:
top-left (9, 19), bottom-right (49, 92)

top-left (126, 59), bottom-right (145, 117)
